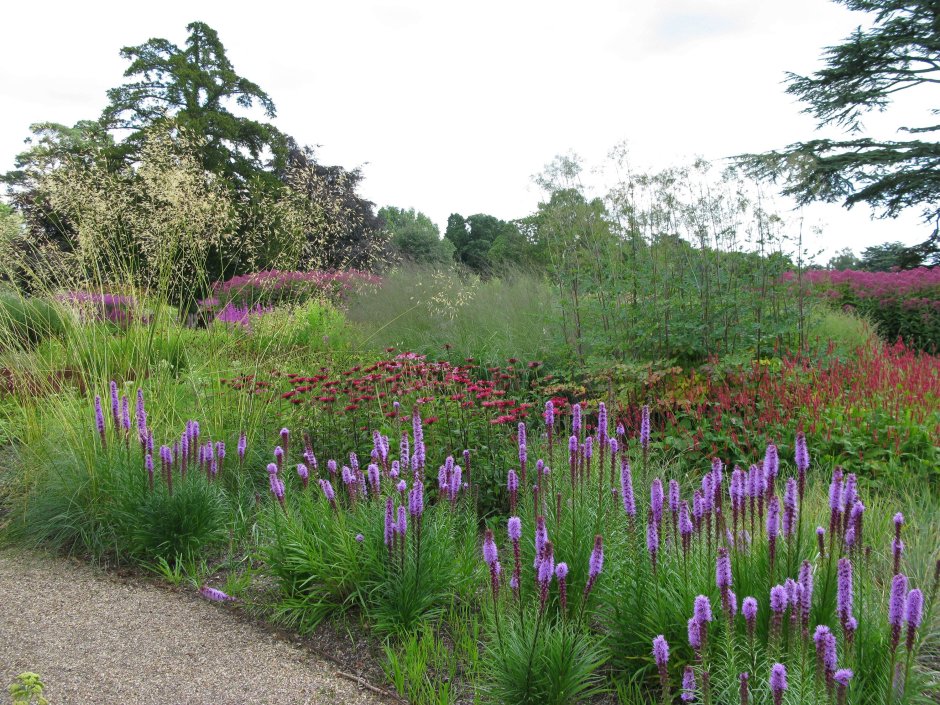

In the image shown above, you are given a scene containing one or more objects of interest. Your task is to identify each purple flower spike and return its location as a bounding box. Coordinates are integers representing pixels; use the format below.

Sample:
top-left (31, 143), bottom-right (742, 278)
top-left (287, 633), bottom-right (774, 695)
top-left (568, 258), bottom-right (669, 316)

top-left (669, 479), bottom-right (680, 514)
top-left (482, 529), bottom-right (499, 566)
top-left (384, 497), bottom-right (394, 548)
top-left (639, 405), bottom-right (650, 450)
top-left (508, 516), bottom-right (522, 542)
top-left (905, 588), bottom-right (924, 651)
top-left (651, 478), bottom-right (664, 526)
top-left (742, 596), bottom-right (758, 636)
top-left (94, 395), bottom-right (106, 447)
top-left (544, 400), bottom-right (554, 428)
top-left (694, 595), bottom-right (713, 624)
top-left (716, 547), bottom-right (733, 593)
top-left (814, 625), bottom-right (837, 685)
top-left (889, 573), bottom-right (909, 651)
top-left (783, 477), bottom-right (797, 538)
top-left (297, 463), bottom-right (309, 488)
top-left (834, 669), bottom-right (853, 687)
top-left (681, 666), bottom-right (695, 702)
top-left (367, 463), bottom-right (380, 495)
top-left (121, 395), bottom-right (130, 432)
top-left (764, 444), bottom-right (779, 482)
top-left (237, 432), bottom-right (247, 461)
top-left (572, 403), bottom-right (582, 436)
top-left (770, 585), bottom-right (787, 614)
top-left (652, 635), bottom-right (670, 690)
top-left (279, 427), bottom-right (289, 453)
top-left (620, 458), bottom-right (636, 517)
top-left (584, 534), bottom-right (604, 598)
top-left (319, 478), bottom-right (336, 509)
top-left (408, 482), bottom-right (424, 518)
top-left (199, 586), bottom-right (234, 602)
top-left (687, 617), bottom-right (701, 651)
top-left (770, 663), bottom-right (787, 705)
top-left (556, 562), bottom-right (569, 610)
top-left (837, 558), bottom-right (854, 636)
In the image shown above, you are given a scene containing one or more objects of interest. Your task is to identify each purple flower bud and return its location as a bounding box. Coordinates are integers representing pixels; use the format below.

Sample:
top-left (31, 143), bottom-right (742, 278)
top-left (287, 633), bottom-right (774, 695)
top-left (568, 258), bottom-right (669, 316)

top-left (297, 463), bottom-right (309, 487)
top-left (319, 478), bottom-right (336, 504)
top-left (834, 668), bottom-right (853, 687)
top-left (355, 533), bottom-right (364, 543)
top-left (367, 463), bottom-right (380, 495)
top-left (279, 427), bottom-right (290, 452)
top-left (555, 562), bottom-right (568, 579)
top-left (397, 479), bottom-right (407, 493)
top-left (588, 534), bottom-right (604, 579)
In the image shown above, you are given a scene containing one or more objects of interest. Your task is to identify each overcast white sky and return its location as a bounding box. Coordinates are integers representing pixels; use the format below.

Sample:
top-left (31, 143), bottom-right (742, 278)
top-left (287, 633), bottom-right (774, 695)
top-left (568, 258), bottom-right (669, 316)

top-left (1, 0), bottom-right (934, 261)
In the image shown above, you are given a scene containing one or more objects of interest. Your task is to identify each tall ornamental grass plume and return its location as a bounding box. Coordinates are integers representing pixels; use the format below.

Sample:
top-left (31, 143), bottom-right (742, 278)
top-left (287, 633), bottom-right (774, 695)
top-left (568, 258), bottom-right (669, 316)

top-left (259, 408), bottom-right (478, 634)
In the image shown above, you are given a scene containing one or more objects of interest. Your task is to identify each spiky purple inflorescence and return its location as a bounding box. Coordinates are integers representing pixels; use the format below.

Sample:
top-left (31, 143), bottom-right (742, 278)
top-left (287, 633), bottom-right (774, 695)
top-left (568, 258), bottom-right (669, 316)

top-left (782, 478), bottom-right (797, 539)
top-left (905, 588), bottom-right (924, 651)
top-left (584, 534), bottom-right (604, 598)
top-left (647, 513), bottom-right (659, 573)
top-left (121, 395), bottom-right (130, 434)
top-left (145, 452), bottom-right (154, 491)
top-left (651, 478), bottom-right (664, 527)
top-left (538, 540), bottom-right (555, 610)
top-left (739, 672), bottom-right (750, 705)
top-left (814, 625), bottom-right (837, 686)
top-left (408, 481), bottom-right (424, 518)
top-left (620, 458), bottom-right (636, 518)
top-left (135, 388), bottom-right (147, 450)
top-left (770, 585), bottom-right (787, 614)
top-left (640, 405), bottom-right (650, 450)
top-left (764, 444), bottom-right (779, 491)
top-left (319, 478), bottom-right (336, 510)
top-left (572, 403), bottom-right (582, 436)
top-left (555, 562), bottom-right (568, 610)
top-left (94, 395), bottom-right (106, 447)
top-left (742, 596), bottom-right (758, 637)
top-left (652, 635), bottom-right (670, 691)
top-left (798, 560), bottom-right (814, 634)
top-left (770, 663), bottom-right (788, 705)
top-left (681, 666), bottom-right (696, 702)
top-left (507, 468), bottom-right (519, 511)
top-left (767, 495), bottom-right (780, 574)
top-left (534, 515), bottom-right (547, 569)
top-left (384, 497), bottom-right (394, 548)
top-left (237, 432), bottom-right (247, 462)
top-left (482, 529), bottom-right (498, 566)
top-left (837, 558), bottom-right (854, 640)
top-left (367, 463), bottom-right (380, 495)
top-left (688, 617), bottom-right (702, 652)
top-left (889, 573), bottom-right (909, 651)
top-left (397, 505), bottom-right (407, 537)
top-left (507, 516), bottom-right (521, 543)
top-left (544, 400), bottom-right (554, 428)
top-left (817, 526), bottom-right (826, 558)
top-left (397, 479), bottom-right (407, 493)
top-left (834, 669), bottom-right (853, 705)
top-left (795, 432), bottom-right (809, 499)
top-left (109, 380), bottom-right (119, 429)
top-left (694, 595), bottom-right (713, 625)
top-left (679, 501), bottom-right (693, 554)
top-left (199, 586), bottom-right (234, 602)
top-left (716, 547), bottom-right (733, 593)
top-left (297, 463), bottom-right (309, 488)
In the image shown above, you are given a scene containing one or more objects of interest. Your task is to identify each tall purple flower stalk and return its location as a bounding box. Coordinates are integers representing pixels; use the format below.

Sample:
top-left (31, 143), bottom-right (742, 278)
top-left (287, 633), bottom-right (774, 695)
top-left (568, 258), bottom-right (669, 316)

top-left (652, 635), bottom-right (670, 695)
top-left (483, 529), bottom-right (501, 602)
top-left (770, 663), bottom-right (788, 705)
top-left (94, 395), bottom-right (106, 448)
top-left (782, 478), bottom-right (798, 539)
top-left (798, 560), bottom-right (814, 635)
top-left (834, 669), bottom-right (853, 705)
top-left (538, 540), bottom-right (554, 612)
top-left (297, 463), bottom-right (309, 488)
top-left (556, 562), bottom-right (568, 611)
top-left (893, 512), bottom-right (905, 574)
top-left (769, 585), bottom-right (787, 640)
top-left (109, 380), bottom-right (120, 430)
top-left (681, 666), bottom-right (695, 703)
top-left (508, 516), bottom-right (522, 594)
top-left (647, 511), bottom-right (659, 574)
top-left (319, 478), bottom-right (336, 511)
top-left (742, 596), bottom-right (758, 639)
top-left (837, 557), bottom-right (855, 642)
top-left (679, 501), bottom-right (693, 556)
top-left (584, 534), bottom-right (604, 599)
top-left (795, 432), bottom-right (809, 500)
top-left (905, 589), bottom-right (923, 651)
top-left (764, 443), bottom-right (779, 496)
top-left (518, 422), bottom-right (527, 486)
top-left (507, 469), bottom-right (519, 513)
top-left (814, 625), bottom-right (837, 688)
top-left (639, 405), bottom-right (650, 453)
top-left (889, 573), bottom-right (909, 652)
top-left (651, 478), bottom-right (664, 529)
top-left (716, 547), bottom-right (732, 614)
top-left (767, 495), bottom-right (780, 576)
top-left (572, 403), bottom-right (582, 437)
top-left (384, 497), bottom-right (394, 550)
top-left (268, 463), bottom-right (285, 506)
top-left (135, 388), bottom-right (147, 451)
top-left (620, 458), bottom-right (636, 520)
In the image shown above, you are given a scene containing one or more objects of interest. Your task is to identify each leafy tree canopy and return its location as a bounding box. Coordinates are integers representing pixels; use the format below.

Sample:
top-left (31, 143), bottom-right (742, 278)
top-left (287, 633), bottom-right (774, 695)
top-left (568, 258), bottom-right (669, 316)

top-left (738, 0), bottom-right (940, 265)
top-left (860, 240), bottom-right (927, 270)
top-left (379, 206), bottom-right (454, 265)
top-left (101, 21), bottom-right (287, 186)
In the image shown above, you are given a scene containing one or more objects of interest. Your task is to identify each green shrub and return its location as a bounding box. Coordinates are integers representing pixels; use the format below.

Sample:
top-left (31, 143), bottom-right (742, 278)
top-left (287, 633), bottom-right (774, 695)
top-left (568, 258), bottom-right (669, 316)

top-left (0, 291), bottom-right (70, 349)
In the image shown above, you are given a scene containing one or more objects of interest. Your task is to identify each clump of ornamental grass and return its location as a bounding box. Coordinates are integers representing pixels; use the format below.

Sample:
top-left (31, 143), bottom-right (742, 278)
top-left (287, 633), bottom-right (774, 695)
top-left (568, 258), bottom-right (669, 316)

top-left (525, 401), bottom-right (939, 704)
top-left (259, 410), bottom-right (479, 635)
top-left (5, 379), bottom-right (255, 564)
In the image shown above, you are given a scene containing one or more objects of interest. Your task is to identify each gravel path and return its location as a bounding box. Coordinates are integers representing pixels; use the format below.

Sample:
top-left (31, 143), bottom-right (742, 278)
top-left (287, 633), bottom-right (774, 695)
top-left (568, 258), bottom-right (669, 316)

top-left (0, 549), bottom-right (390, 705)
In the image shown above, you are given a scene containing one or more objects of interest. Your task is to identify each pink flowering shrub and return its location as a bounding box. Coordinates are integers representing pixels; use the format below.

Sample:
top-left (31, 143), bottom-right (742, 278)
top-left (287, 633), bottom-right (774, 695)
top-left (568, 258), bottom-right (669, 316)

top-left (205, 269), bottom-right (380, 313)
top-left (795, 268), bottom-right (940, 350)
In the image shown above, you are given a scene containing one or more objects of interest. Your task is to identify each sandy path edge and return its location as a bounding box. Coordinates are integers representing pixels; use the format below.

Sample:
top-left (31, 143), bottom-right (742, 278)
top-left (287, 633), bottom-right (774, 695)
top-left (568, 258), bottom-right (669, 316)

top-left (0, 549), bottom-right (392, 705)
